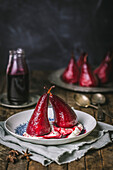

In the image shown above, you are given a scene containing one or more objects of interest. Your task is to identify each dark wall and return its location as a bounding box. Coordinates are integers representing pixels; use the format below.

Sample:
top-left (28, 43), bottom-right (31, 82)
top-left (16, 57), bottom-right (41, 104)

top-left (0, 0), bottom-right (113, 71)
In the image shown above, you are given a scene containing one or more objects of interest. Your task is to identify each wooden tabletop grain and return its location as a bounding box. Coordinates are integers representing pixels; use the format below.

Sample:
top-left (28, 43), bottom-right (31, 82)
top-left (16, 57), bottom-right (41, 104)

top-left (0, 70), bottom-right (113, 170)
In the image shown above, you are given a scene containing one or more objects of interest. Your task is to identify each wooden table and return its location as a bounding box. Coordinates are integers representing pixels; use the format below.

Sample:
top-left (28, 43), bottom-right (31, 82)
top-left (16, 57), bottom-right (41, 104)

top-left (0, 70), bottom-right (113, 170)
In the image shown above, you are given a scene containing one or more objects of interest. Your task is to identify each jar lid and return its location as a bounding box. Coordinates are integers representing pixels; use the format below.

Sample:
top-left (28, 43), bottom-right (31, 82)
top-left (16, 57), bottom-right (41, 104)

top-left (17, 48), bottom-right (25, 55)
top-left (9, 50), bottom-right (16, 55)
top-left (9, 50), bottom-right (13, 55)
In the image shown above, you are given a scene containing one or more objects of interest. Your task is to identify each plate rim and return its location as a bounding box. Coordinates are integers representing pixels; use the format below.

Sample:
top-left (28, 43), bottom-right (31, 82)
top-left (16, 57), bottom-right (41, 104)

top-left (4, 108), bottom-right (97, 145)
top-left (48, 68), bottom-right (113, 93)
top-left (0, 93), bottom-right (40, 109)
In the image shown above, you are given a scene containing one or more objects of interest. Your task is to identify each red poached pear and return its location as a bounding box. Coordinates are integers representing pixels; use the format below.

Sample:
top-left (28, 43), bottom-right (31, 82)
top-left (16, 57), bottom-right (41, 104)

top-left (77, 52), bottom-right (87, 68)
top-left (94, 52), bottom-right (113, 84)
top-left (26, 89), bottom-right (51, 136)
top-left (48, 86), bottom-right (78, 128)
top-left (79, 55), bottom-right (98, 87)
top-left (62, 52), bottom-right (79, 84)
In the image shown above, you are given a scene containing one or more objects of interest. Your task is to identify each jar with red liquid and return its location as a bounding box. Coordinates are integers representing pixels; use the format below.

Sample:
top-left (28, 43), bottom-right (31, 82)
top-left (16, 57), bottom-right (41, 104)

top-left (6, 48), bottom-right (29, 104)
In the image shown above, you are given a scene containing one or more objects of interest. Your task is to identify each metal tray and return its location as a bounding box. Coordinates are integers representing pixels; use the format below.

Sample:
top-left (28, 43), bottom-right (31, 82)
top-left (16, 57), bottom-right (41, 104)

top-left (48, 68), bottom-right (113, 93)
top-left (0, 93), bottom-right (40, 109)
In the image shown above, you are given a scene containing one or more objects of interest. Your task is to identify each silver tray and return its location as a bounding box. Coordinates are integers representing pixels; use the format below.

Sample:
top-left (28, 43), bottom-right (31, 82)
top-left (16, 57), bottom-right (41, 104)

top-left (0, 93), bottom-right (40, 109)
top-left (48, 68), bottom-right (113, 93)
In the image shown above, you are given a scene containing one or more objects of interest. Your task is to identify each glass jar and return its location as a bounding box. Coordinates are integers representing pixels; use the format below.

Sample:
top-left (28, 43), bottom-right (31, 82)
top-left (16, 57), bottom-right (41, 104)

top-left (6, 48), bottom-right (29, 104)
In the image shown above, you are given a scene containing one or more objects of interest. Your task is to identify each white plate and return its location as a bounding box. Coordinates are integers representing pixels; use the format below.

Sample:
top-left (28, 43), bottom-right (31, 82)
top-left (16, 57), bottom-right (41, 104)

top-left (4, 107), bottom-right (97, 145)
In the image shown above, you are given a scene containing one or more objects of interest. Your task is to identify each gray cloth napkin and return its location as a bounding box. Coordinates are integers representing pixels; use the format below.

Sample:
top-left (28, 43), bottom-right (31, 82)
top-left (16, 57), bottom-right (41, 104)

top-left (0, 121), bottom-right (113, 166)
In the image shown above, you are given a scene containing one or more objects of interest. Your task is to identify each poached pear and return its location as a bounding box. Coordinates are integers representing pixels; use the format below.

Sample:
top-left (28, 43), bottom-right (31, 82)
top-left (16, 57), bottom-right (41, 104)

top-left (62, 52), bottom-right (79, 84)
top-left (48, 86), bottom-right (78, 128)
top-left (77, 52), bottom-right (87, 68)
top-left (26, 90), bottom-right (51, 136)
top-left (94, 52), bottom-right (113, 84)
top-left (79, 55), bottom-right (98, 87)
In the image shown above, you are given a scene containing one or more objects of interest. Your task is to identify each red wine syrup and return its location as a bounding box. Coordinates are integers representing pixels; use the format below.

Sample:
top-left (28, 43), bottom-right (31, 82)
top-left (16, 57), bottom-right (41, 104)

top-left (7, 74), bottom-right (29, 104)
top-left (6, 49), bottom-right (29, 104)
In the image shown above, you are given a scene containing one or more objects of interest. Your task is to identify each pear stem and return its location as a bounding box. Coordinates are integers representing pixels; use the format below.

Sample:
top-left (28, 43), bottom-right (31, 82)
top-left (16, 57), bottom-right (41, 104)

top-left (84, 53), bottom-right (88, 63)
top-left (47, 86), bottom-right (55, 94)
top-left (71, 51), bottom-right (74, 58)
top-left (107, 52), bottom-right (113, 62)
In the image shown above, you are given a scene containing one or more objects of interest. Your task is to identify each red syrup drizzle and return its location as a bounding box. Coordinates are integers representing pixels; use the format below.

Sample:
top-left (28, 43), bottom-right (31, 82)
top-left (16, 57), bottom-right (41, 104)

top-left (23, 122), bottom-right (86, 139)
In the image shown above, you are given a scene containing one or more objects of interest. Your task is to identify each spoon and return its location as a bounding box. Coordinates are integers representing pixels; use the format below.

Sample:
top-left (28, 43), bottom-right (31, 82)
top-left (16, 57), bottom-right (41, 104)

top-left (97, 103), bottom-right (105, 121)
top-left (74, 93), bottom-right (98, 109)
top-left (92, 93), bottom-right (113, 119)
top-left (92, 93), bottom-right (106, 121)
top-left (74, 93), bottom-right (113, 118)
top-left (91, 93), bottom-right (106, 105)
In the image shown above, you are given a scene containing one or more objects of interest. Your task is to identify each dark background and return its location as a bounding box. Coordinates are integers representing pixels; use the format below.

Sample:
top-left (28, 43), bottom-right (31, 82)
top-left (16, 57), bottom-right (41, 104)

top-left (0, 0), bottom-right (113, 71)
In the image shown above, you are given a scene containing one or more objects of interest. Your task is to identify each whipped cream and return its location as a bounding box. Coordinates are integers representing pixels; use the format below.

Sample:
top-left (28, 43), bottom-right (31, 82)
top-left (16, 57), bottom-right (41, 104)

top-left (67, 123), bottom-right (83, 138)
